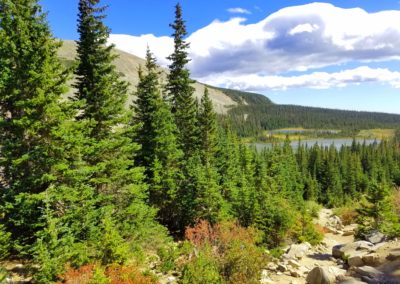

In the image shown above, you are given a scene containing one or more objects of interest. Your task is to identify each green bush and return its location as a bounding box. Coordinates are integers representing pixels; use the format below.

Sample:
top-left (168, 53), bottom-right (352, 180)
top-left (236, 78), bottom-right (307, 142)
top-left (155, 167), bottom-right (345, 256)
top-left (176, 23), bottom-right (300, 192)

top-left (182, 245), bottom-right (223, 284)
top-left (0, 224), bottom-right (11, 260)
top-left (305, 201), bottom-right (322, 219)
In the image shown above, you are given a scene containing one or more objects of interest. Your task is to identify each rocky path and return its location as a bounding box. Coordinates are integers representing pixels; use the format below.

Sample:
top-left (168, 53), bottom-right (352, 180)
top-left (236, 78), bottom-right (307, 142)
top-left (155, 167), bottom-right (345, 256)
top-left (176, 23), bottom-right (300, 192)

top-left (264, 209), bottom-right (400, 284)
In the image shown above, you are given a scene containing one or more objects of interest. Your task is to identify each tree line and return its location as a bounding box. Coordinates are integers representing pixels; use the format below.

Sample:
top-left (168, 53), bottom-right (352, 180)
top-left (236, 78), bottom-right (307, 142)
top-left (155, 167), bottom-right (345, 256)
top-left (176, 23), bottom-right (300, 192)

top-left (221, 88), bottom-right (400, 137)
top-left (0, 0), bottom-right (399, 283)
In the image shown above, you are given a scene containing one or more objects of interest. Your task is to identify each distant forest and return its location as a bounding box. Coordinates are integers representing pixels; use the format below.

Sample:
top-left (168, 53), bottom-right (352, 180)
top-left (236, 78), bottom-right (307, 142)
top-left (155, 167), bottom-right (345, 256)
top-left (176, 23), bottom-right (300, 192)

top-left (218, 88), bottom-right (400, 137)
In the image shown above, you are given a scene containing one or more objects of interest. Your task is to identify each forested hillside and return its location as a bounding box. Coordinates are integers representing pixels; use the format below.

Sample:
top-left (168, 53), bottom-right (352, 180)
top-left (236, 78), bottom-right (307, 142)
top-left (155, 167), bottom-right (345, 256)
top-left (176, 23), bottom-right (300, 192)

top-left (0, 1), bottom-right (399, 283)
top-left (219, 88), bottom-right (400, 137)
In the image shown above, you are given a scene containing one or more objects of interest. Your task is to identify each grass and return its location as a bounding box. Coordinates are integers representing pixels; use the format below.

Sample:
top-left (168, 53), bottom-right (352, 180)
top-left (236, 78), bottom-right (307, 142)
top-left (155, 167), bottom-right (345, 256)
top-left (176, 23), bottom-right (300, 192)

top-left (357, 129), bottom-right (395, 140)
top-left (246, 128), bottom-right (396, 144)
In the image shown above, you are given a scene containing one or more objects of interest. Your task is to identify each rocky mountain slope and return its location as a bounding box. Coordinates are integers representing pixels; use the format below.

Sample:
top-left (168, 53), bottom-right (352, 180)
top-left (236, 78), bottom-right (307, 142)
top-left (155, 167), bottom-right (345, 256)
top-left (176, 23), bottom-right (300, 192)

top-left (58, 40), bottom-right (237, 113)
top-left (263, 209), bottom-right (400, 284)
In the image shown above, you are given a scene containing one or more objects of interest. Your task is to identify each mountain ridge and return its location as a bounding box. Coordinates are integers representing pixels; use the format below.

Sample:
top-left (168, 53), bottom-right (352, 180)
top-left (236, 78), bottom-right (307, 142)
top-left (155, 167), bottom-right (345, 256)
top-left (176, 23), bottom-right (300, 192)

top-left (58, 40), bottom-right (400, 134)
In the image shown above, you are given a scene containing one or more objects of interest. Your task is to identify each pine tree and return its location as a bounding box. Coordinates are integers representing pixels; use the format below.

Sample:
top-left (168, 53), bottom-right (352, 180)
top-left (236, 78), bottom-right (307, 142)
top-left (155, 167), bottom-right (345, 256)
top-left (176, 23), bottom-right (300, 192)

top-left (73, 0), bottom-right (157, 263)
top-left (356, 181), bottom-right (399, 237)
top-left (198, 88), bottom-right (218, 166)
top-left (0, 0), bottom-right (69, 252)
top-left (74, 0), bottom-right (128, 138)
top-left (132, 48), bottom-right (183, 231)
top-left (166, 3), bottom-right (199, 157)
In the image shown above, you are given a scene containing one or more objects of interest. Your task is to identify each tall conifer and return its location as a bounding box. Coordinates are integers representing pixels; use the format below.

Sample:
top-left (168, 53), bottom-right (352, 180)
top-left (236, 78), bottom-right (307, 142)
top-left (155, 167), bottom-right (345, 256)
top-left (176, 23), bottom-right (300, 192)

top-left (132, 48), bottom-right (183, 230)
top-left (0, 0), bottom-right (69, 252)
top-left (199, 88), bottom-right (218, 165)
top-left (73, 0), bottom-right (156, 262)
top-left (166, 3), bottom-right (199, 157)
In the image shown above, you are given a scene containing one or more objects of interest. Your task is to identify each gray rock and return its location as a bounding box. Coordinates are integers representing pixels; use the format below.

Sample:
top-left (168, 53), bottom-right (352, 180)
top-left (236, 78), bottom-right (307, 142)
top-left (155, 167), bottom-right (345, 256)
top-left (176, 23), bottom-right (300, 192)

top-left (386, 251), bottom-right (400, 261)
top-left (260, 269), bottom-right (275, 284)
top-left (283, 242), bottom-right (312, 260)
top-left (338, 277), bottom-right (367, 284)
top-left (348, 253), bottom-right (366, 267)
top-left (267, 262), bottom-right (278, 271)
top-left (290, 269), bottom-right (302, 278)
top-left (306, 266), bottom-right (346, 284)
top-left (332, 241), bottom-right (374, 259)
top-left (167, 276), bottom-right (177, 284)
top-left (306, 267), bottom-right (335, 284)
top-left (288, 259), bottom-right (301, 269)
top-left (365, 231), bottom-right (386, 244)
top-left (361, 254), bottom-right (380, 266)
top-left (353, 266), bottom-right (383, 280)
top-left (277, 263), bottom-right (287, 272)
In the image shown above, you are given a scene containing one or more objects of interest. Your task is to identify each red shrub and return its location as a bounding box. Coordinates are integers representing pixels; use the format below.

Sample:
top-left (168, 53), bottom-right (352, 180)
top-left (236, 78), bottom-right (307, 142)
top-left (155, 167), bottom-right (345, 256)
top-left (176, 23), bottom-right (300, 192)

top-left (57, 264), bottom-right (95, 284)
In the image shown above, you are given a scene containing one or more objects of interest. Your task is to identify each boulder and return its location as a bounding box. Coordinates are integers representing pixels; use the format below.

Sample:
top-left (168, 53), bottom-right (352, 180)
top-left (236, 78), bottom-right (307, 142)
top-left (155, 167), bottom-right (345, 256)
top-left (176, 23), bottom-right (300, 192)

top-left (353, 266), bottom-right (383, 280)
top-left (277, 263), bottom-right (287, 272)
top-left (348, 252), bottom-right (367, 267)
top-left (361, 254), bottom-right (380, 266)
top-left (167, 276), bottom-right (177, 284)
top-left (288, 259), bottom-right (301, 269)
top-left (267, 262), bottom-right (278, 271)
top-left (306, 266), bottom-right (346, 284)
top-left (306, 267), bottom-right (335, 284)
top-left (332, 241), bottom-right (374, 259)
top-left (290, 269), bottom-right (302, 278)
top-left (327, 215), bottom-right (344, 230)
top-left (283, 242), bottom-right (312, 260)
top-left (386, 251), bottom-right (400, 261)
top-left (365, 231), bottom-right (386, 244)
top-left (338, 277), bottom-right (367, 284)
top-left (260, 269), bottom-right (275, 284)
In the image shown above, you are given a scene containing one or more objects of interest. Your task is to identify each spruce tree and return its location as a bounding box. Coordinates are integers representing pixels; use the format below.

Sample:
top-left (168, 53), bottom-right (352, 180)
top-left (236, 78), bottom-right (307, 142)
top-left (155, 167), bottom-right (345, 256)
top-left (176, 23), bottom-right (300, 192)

top-left (0, 0), bottom-right (69, 252)
top-left (132, 48), bottom-right (183, 230)
top-left (73, 0), bottom-right (157, 263)
top-left (357, 181), bottom-right (399, 237)
top-left (74, 0), bottom-right (128, 137)
top-left (166, 3), bottom-right (199, 157)
top-left (198, 88), bottom-right (218, 165)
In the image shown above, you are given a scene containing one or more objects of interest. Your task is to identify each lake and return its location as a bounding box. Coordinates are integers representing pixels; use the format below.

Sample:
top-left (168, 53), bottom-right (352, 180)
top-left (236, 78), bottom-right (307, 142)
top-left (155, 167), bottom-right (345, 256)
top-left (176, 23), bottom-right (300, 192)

top-left (253, 138), bottom-right (381, 151)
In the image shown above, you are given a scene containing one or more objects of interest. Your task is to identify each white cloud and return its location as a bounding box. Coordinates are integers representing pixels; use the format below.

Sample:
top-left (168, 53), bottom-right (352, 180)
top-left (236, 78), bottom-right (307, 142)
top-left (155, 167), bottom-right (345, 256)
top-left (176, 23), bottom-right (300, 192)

top-left (289, 23), bottom-right (319, 35)
top-left (227, 7), bottom-right (251, 14)
top-left (108, 3), bottom-right (400, 91)
top-left (199, 66), bottom-right (400, 91)
top-left (109, 34), bottom-right (173, 67)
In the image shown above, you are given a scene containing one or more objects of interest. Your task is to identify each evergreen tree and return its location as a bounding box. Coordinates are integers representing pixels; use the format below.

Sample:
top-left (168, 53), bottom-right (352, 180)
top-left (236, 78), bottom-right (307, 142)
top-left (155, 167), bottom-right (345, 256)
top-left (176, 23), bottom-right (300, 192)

top-left (73, 0), bottom-right (157, 264)
top-left (166, 3), bottom-right (199, 157)
top-left (199, 88), bottom-right (218, 165)
top-left (132, 48), bottom-right (183, 231)
top-left (74, 0), bottom-right (128, 137)
top-left (356, 181), bottom-right (399, 237)
top-left (0, 0), bottom-right (69, 253)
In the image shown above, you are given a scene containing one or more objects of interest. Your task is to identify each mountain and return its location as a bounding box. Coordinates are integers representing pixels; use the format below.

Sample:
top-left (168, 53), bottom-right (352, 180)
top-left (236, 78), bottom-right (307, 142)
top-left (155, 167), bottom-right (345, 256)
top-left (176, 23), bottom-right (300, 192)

top-left (58, 40), bottom-right (237, 113)
top-left (58, 40), bottom-right (400, 135)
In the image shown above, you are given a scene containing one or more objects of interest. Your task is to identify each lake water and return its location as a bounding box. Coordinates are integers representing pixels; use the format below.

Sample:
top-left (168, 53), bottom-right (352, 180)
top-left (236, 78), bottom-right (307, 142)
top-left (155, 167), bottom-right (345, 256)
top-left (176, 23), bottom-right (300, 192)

top-left (253, 138), bottom-right (381, 151)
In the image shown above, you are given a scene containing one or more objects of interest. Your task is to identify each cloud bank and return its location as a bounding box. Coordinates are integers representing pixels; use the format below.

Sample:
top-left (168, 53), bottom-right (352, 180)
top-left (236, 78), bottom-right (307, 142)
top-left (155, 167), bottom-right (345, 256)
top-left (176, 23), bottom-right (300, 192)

top-left (108, 3), bottom-right (400, 91)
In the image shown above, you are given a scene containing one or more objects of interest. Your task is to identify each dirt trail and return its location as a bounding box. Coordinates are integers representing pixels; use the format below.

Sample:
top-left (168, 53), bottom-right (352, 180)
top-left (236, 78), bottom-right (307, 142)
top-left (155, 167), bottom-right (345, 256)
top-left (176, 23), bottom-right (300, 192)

top-left (269, 208), bottom-right (354, 284)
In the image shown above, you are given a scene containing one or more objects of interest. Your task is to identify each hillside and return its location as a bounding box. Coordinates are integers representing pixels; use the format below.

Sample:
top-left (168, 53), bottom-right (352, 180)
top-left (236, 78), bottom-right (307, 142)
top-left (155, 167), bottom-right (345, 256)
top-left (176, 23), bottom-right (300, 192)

top-left (223, 88), bottom-right (400, 136)
top-left (59, 40), bottom-right (400, 135)
top-left (58, 40), bottom-right (237, 113)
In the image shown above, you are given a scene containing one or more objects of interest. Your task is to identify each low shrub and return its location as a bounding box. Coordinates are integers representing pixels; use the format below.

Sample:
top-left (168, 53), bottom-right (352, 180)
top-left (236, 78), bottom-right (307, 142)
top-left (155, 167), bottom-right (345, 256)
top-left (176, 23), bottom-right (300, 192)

top-left (57, 263), bottom-right (157, 284)
top-left (182, 220), bottom-right (267, 284)
top-left (305, 201), bottom-right (322, 218)
top-left (333, 206), bottom-right (358, 226)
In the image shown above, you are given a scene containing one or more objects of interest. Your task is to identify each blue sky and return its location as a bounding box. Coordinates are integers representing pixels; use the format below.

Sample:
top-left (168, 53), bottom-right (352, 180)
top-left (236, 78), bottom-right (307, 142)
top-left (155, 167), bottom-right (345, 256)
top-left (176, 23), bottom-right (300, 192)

top-left (39, 0), bottom-right (400, 114)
